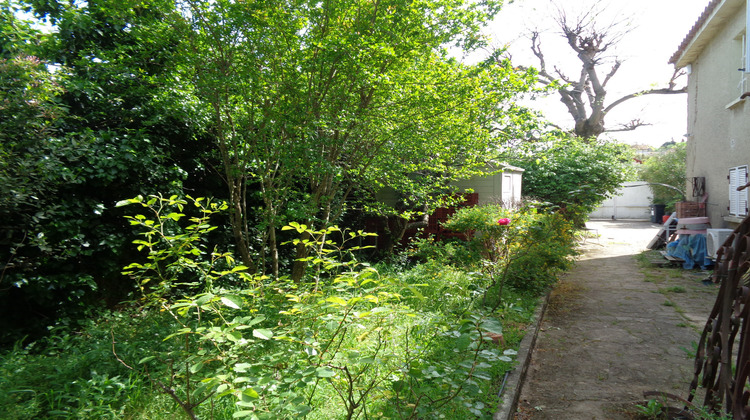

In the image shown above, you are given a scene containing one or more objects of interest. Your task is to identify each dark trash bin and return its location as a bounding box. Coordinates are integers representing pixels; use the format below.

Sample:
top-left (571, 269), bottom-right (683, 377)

top-left (650, 204), bottom-right (666, 223)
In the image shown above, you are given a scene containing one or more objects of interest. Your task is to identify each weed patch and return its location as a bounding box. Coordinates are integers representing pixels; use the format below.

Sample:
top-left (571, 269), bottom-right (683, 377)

top-left (0, 200), bottom-right (579, 419)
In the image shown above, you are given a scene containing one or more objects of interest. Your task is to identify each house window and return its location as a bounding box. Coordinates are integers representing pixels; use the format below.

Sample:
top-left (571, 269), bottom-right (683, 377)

top-left (729, 165), bottom-right (749, 216)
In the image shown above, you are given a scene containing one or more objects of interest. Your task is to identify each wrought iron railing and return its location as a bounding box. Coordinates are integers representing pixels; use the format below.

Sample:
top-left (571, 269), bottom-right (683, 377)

top-left (688, 216), bottom-right (750, 417)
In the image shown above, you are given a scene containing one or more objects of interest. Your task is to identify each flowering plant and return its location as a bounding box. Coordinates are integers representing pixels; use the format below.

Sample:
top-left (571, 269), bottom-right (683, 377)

top-left (497, 218), bottom-right (511, 226)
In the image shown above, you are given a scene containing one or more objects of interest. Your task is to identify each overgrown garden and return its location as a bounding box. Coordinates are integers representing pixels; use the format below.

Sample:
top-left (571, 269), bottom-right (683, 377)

top-left (1, 197), bottom-right (578, 418)
top-left (0, 0), bottom-right (633, 417)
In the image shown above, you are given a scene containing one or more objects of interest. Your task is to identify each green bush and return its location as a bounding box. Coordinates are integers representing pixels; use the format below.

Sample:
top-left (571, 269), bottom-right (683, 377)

top-left (508, 136), bottom-right (635, 227)
top-left (116, 196), bottom-right (518, 419)
top-left (638, 142), bottom-right (687, 212)
top-left (407, 236), bottom-right (484, 269)
top-left (443, 205), bottom-right (577, 304)
top-left (396, 259), bottom-right (484, 314)
top-left (502, 212), bottom-right (576, 294)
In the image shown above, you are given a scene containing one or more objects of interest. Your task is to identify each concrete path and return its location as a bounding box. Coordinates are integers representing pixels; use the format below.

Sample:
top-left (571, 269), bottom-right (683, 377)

top-left (513, 220), bottom-right (718, 419)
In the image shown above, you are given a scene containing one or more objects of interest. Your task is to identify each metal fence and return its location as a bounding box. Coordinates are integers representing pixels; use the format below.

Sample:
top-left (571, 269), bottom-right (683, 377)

top-left (688, 215), bottom-right (750, 418)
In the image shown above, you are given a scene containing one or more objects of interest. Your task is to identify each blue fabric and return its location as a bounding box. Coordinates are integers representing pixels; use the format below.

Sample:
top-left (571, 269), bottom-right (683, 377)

top-left (666, 234), bottom-right (712, 269)
top-left (666, 237), bottom-right (692, 268)
top-left (689, 234), bottom-right (712, 269)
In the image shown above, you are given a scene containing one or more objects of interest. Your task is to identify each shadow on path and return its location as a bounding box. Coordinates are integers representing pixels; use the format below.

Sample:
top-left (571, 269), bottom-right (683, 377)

top-left (513, 220), bottom-right (717, 419)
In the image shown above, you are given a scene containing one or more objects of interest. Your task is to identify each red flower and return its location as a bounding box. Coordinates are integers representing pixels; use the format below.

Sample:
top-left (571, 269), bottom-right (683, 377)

top-left (497, 218), bottom-right (511, 225)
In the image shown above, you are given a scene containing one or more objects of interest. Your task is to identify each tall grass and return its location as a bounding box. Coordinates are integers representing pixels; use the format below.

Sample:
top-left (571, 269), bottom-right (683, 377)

top-left (0, 200), bottom-right (577, 419)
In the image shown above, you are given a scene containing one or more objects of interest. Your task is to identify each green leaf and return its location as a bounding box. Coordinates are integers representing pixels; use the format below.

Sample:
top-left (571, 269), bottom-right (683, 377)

top-left (194, 293), bottom-right (215, 306)
top-left (325, 296), bottom-right (347, 306)
top-left (193, 379), bottom-right (217, 397)
top-left (115, 198), bottom-right (137, 207)
top-left (221, 295), bottom-right (242, 309)
top-left (165, 212), bottom-right (184, 221)
top-left (190, 362), bottom-right (204, 373)
top-left (242, 388), bottom-right (259, 399)
top-left (282, 222), bottom-right (307, 233)
top-left (480, 318), bottom-right (504, 335)
top-left (474, 372), bottom-right (491, 381)
top-left (315, 367), bottom-right (335, 378)
top-left (216, 383), bottom-right (231, 397)
top-left (294, 405), bottom-right (312, 416)
top-left (253, 329), bottom-right (273, 340)
top-left (405, 285), bottom-right (425, 300)
top-left (392, 380), bottom-right (405, 392)
top-left (138, 356), bottom-right (156, 364)
top-left (235, 363), bottom-right (252, 372)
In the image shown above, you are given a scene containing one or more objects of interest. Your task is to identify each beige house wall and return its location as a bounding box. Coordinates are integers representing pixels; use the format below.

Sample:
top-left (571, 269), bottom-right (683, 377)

top-left (679, 0), bottom-right (750, 228)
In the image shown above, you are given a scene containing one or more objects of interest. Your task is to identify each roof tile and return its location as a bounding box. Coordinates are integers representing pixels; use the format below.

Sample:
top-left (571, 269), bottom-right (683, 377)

top-left (669, 0), bottom-right (723, 64)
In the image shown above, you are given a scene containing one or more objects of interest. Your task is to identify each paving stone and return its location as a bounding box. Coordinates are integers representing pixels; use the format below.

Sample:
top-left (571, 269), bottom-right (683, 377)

top-left (508, 220), bottom-right (717, 420)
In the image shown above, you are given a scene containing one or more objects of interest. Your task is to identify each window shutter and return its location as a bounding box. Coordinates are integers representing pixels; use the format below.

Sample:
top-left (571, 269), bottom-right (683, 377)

top-left (729, 165), bottom-right (749, 216)
top-left (730, 168), bottom-right (736, 215)
top-left (742, 166), bottom-right (749, 216)
top-left (727, 168), bottom-right (734, 214)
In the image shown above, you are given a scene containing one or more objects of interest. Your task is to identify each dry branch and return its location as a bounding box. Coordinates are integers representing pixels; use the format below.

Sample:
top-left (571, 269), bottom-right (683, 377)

top-left (527, 6), bottom-right (686, 139)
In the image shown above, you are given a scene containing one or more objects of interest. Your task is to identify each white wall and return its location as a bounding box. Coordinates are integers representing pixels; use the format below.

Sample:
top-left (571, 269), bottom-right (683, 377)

top-left (451, 169), bottom-right (523, 206)
top-left (589, 182), bottom-right (654, 220)
top-left (376, 164), bottom-right (524, 208)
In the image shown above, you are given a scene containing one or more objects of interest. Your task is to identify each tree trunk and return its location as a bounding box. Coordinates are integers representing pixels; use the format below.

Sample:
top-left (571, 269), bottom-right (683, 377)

top-left (291, 229), bottom-right (312, 281)
top-left (268, 225), bottom-right (279, 278)
top-left (229, 181), bottom-right (255, 269)
top-left (574, 118), bottom-right (605, 140)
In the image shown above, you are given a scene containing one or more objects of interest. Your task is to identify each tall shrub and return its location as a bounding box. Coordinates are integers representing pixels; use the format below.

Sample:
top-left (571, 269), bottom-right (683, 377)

top-left (443, 204), bottom-right (577, 306)
top-left (638, 142), bottom-right (687, 212)
top-left (508, 135), bottom-right (635, 226)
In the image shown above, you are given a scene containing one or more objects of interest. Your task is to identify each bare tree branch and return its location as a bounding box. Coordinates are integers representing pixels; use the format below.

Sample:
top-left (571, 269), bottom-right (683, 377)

top-left (606, 119), bottom-right (652, 133)
top-left (526, 4), bottom-right (685, 139)
top-left (553, 65), bottom-right (574, 85)
top-left (603, 85), bottom-right (687, 116)
top-left (530, 31), bottom-right (554, 83)
top-left (603, 68), bottom-right (687, 115)
top-left (602, 60), bottom-right (621, 88)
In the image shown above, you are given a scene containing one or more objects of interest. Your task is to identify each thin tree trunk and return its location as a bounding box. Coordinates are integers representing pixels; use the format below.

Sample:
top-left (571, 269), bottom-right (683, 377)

top-left (291, 229), bottom-right (312, 281)
top-left (269, 224), bottom-right (279, 278)
top-left (230, 180), bottom-right (255, 269)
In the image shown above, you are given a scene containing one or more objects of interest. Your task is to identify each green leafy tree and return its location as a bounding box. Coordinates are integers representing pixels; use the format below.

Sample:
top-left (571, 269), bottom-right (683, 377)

top-left (0, 7), bottom-right (78, 341)
top-left (508, 134), bottom-right (635, 226)
top-left (0, 1), bottom-right (41, 58)
top-left (638, 142), bottom-right (687, 212)
top-left (179, 0), bottom-right (538, 279)
top-left (1, 0), bottom-right (540, 340)
top-left (0, 0), bottom-right (203, 341)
